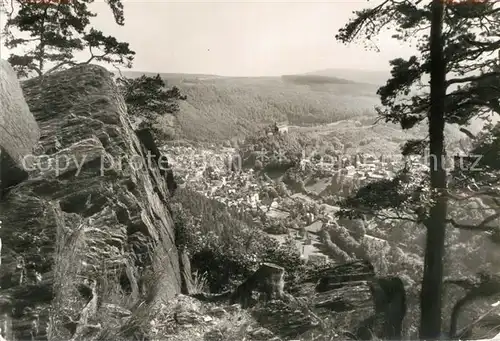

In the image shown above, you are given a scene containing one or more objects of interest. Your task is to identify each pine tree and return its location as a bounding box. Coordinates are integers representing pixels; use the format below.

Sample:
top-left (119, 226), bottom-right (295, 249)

top-left (1, 0), bottom-right (134, 78)
top-left (336, 0), bottom-right (500, 337)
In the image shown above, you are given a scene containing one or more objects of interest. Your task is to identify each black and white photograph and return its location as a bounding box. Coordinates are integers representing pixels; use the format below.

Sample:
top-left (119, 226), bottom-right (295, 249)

top-left (1, 0), bottom-right (500, 340)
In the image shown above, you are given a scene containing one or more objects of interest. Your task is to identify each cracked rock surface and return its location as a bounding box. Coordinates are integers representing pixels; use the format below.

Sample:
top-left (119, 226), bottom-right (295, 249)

top-left (0, 64), bottom-right (181, 340)
top-left (0, 60), bottom-right (40, 192)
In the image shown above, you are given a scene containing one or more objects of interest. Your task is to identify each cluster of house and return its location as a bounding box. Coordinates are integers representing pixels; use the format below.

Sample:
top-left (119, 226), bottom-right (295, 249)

top-left (163, 144), bottom-right (270, 209)
top-left (163, 143), bottom-right (409, 217)
top-left (163, 143), bottom-right (418, 261)
top-left (299, 152), bottom-right (404, 197)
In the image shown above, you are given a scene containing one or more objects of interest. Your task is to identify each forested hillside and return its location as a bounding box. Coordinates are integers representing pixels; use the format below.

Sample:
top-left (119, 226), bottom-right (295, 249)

top-left (119, 71), bottom-right (381, 142)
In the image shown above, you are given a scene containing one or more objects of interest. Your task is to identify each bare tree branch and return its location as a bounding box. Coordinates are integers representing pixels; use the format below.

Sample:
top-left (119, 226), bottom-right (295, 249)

top-left (447, 211), bottom-right (500, 232)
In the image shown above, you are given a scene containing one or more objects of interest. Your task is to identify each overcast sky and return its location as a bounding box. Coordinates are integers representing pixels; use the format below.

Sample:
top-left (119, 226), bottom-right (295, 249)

top-left (1, 0), bottom-right (414, 76)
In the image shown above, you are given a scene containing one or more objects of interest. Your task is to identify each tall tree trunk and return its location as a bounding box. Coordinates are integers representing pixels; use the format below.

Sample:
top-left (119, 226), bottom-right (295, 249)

top-left (419, 0), bottom-right (447, 339)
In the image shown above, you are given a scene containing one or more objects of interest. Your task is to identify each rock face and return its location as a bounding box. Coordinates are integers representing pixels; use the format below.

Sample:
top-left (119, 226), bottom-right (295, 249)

top-left (0, 64), bottom-right (181, 340)
top-left (254, 260), bottom-right (376, 339)
top-left (0, 60), bottom-right (40, 194)
top-left (252, 260), bottom-right (407, 340)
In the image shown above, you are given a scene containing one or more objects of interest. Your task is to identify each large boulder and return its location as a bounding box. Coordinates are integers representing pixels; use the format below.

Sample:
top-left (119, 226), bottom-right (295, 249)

top-left (0, 65), bottom-right (181, 340)
top-left (252, 260), bottom-right (376, 339)
top-left (252, 261), bottom-right (407, 340)
top-left (0, 60), bottom-right (40, 193)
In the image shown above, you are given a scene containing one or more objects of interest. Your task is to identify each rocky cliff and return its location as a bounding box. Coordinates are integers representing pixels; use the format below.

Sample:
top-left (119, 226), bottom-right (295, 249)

top-left (0, 64), bottom-right (182, 340)
top-left (0, 60), bottom-right (40, 194)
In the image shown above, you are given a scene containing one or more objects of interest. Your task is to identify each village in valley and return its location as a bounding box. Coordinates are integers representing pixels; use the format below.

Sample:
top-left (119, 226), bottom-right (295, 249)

top-left (162, 122), bottom-right (409, 263)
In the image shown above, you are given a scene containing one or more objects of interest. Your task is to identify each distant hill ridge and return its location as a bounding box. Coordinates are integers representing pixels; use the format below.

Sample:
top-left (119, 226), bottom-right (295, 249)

top-left (281, 74), bottom-right (359, 85)
top-left (116, 68), bottom-right (387, 86)
top-left (306, 68), bottom-right (390, 86)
